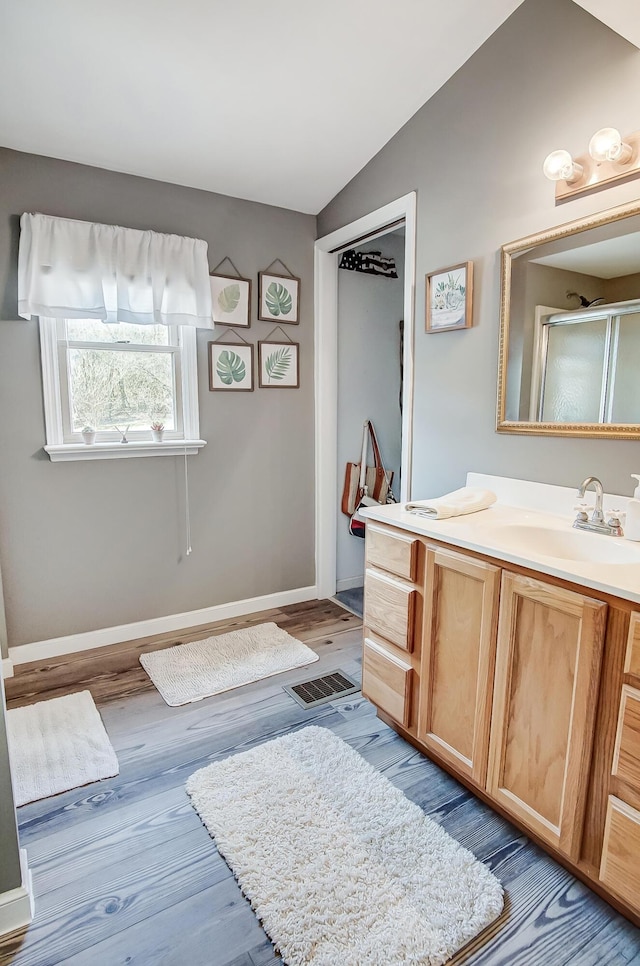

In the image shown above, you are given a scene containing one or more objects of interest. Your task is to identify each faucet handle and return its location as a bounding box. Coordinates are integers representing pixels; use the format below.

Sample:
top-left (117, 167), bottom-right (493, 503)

top-left (573, 503), bottom-right (589, 522)
top-left (607, 509), bottom-right (626, 527)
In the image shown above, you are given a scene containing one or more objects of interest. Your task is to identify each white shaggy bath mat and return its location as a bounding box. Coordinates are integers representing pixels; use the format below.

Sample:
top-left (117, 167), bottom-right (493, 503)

top-left (7, 690), bottom-right (119, 807)
top-left (140, 622), bottom-right (319, 707)
top-left (186, 726), bottom-right (503, 965)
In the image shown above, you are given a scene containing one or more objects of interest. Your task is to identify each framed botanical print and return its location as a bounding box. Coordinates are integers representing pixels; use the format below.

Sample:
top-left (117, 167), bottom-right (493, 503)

top-left (209, 273), bottom-right (252, 328)
top-left (258, 272), bottom-right (300, 324)
top-left (209, 342), bottom-right (254, 391)
top-left (258, 340), bottom-right (300, 388)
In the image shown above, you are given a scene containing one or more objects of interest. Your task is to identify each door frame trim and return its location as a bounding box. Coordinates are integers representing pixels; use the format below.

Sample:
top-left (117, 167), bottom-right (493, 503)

top-left (314, 192), bottom-right (417, 599)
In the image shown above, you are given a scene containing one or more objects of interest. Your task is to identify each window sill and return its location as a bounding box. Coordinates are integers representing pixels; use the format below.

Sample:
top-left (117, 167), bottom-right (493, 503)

top-left (44, 440), bottom-right (207, 462)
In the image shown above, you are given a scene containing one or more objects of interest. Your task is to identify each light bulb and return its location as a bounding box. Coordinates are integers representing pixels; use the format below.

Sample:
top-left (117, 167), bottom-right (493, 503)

top-left (543, 149), bottom-right (583, 183)
top-left (588, 127), bottom-right (632, 164)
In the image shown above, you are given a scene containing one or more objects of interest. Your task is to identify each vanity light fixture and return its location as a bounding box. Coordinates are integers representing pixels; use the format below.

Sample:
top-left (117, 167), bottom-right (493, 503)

top-left (542, 150), bottom-right (583, 184)
top-left (544, 126), bottom-right (640, 202)
top-left (588, 127), bottom-right (633, 164)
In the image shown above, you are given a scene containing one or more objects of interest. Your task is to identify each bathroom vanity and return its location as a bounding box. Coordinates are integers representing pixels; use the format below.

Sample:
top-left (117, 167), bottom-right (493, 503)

top-left (361, 475), bottom-right (640, 925)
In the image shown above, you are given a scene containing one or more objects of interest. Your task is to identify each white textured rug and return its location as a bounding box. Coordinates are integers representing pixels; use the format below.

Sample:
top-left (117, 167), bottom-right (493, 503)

top-left (186, 726), bottom-right (503, 965)
top-left (7, 690), bottom-right (119, 807)
top-left (140, 622), bottom-right (319, 707)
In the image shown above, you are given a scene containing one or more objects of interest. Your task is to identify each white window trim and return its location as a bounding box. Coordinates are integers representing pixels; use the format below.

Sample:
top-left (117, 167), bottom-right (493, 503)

top-left (39, 318), bottom-right (205, 461)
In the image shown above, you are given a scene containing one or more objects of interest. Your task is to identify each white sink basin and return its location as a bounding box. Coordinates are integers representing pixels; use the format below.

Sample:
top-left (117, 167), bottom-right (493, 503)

top-left (488, 523), bottom-right (640, 565)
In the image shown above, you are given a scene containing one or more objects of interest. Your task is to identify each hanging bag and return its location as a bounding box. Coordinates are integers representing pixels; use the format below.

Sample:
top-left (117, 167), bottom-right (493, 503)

top-left (342, 421), bottom-right (396, 538)
top-left (341, 421), bottom-right (394, 516)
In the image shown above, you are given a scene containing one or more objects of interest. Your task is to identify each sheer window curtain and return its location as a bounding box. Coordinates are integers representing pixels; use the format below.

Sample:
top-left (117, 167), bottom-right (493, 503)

top-left (18, 213), bottom-right (213, 328)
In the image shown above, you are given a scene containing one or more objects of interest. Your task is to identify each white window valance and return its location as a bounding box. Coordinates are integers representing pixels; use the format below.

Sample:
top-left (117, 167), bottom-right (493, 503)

top-left (18, 212), bottom-right (213, 328)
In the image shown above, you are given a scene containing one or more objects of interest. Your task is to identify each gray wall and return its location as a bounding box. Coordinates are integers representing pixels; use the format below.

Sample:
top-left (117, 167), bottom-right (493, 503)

top-left (336, 234), bottom-right (404, 584)
top-left (0, 149), bottom-right (316, 650)
top-left (318, 0), bottom-right (640, 503)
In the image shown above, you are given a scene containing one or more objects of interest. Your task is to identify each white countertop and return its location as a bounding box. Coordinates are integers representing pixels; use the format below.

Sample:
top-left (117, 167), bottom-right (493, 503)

top-left (361, 496), bottom-right (640, 606)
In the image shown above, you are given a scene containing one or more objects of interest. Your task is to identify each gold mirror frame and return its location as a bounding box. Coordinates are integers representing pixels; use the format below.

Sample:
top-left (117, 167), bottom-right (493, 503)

top-left (497, 197), bottom-right (640, 439)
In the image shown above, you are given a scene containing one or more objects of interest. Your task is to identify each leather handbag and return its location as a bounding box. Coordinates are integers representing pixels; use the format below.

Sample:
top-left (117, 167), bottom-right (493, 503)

top-left (342, 421), bottom-right (395, 536)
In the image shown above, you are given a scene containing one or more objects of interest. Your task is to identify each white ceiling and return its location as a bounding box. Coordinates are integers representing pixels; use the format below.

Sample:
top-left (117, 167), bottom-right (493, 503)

top-left (532, 234), bottom-right (640, 278)
top-left (0, 0), bottom-right (526, 214)
top-left (572, 0), bottom-right (640, 49)
top-left (2, 2), bottom-right (637, 215)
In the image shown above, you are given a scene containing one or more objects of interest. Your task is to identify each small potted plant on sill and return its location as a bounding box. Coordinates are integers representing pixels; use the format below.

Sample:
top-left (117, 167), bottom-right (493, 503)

top-left (150, 421), bottom-right (165, 443)
top-left (81, 426), bottom-right (96, 445)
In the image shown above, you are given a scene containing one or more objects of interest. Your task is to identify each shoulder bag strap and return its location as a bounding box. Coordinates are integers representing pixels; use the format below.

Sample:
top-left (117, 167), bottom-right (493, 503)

top-left (358, 420), bottom-right (369, 493)
top-left (368, 421), bottom-right (388, 475)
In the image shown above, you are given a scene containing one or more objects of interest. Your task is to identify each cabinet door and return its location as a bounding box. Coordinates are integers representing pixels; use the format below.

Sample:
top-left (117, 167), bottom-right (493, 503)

top-left (418, 547), bottom-right (500, 785)
top-left (487, 572), bottom-right (606, 860)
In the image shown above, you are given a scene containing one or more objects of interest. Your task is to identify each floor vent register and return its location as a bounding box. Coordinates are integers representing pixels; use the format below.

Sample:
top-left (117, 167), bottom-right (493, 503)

top-left (283, 669), bottom-right (360, 709)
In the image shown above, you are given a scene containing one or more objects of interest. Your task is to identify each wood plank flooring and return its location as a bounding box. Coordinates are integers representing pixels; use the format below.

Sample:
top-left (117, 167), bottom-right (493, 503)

top-left (2, 599), bottom-right (640, 965)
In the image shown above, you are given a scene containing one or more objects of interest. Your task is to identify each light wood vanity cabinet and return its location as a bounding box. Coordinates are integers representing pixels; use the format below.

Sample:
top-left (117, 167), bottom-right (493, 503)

top-left (362, 636), bottom-right (413, 728)
top-left (418, 547), bottom-right (500, 785)
top-left (598, 614), bottom-right (640, 911)
top-left (362, 519), bottom-right (640, 925)
top-left (361, 525), bottom-right (422, 732)
top-left (487, 573), bottom-right (606, 860)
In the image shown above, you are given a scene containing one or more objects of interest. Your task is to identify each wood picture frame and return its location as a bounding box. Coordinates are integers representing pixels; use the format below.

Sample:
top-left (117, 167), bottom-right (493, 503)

top-left (258, 340), bottom-right (300, 388)
top-left (258, 271), bottom-right (300, 324)
top-left (209, 273), bottom-right (252, 328)
top-left (208, 341), bottom-right (254, 391)
top-left (425, 260), bottom-right (473, 333)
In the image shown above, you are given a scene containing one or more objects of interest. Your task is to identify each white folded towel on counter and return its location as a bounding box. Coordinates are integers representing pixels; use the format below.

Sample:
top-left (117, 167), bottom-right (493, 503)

top-left (405, 487), bottom-right (497, 520)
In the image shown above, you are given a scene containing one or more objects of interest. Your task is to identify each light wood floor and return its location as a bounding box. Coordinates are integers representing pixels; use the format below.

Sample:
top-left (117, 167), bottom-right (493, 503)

top-left (2, 600), bottom-right (640, 965)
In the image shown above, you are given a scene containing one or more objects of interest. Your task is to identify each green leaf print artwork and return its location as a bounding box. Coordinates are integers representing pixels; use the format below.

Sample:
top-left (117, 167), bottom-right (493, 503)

top-left (216, 349), bottom-right (246, 385)
top-left (265, 347), bottom-right (291, 382)
top-left (217, 283), bottom-right (241, 314)
top-left (265, 281), bottom-right (292, 317)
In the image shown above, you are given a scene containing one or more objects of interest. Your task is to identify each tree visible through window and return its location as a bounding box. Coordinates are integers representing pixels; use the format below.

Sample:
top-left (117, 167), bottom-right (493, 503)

top-left (58, 319), bottom-right (182, 440)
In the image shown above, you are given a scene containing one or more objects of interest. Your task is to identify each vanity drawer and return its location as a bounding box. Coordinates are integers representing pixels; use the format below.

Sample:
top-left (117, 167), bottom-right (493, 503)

top-left (366, 525), bottom-right (418, 582)
top-left (600, 796), bottom-right (640, 911)
top-left (364, 569), bottom-right (416, 651)
top-left (612, 685), bottom-right (640, 792)
top-left (625, 613), bottom-right (640, 679)
top-left (362, 637), bottom-right (412, 727)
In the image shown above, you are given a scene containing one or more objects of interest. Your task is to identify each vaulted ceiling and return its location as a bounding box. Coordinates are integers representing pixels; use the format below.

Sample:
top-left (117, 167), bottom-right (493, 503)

top-left (0, 1), bottom-right (637, 214)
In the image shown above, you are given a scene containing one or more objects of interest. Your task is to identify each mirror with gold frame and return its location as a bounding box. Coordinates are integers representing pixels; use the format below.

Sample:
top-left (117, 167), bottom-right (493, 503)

top-left (497, 198), bottom-right (640, 438)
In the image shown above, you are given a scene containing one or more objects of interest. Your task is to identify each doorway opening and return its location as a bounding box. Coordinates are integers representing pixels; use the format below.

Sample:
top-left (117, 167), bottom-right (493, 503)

top-left (314, 192), bottom-right (417, 604)
top-left (334, 228), bottom-right (406, 617)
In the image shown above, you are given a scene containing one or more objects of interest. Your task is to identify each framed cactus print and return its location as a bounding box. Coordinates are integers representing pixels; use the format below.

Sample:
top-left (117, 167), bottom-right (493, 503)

top-left (209, 273), bottom-right (252, 328)
top-left (258, 271), bottom-right (300, 324)
top-left (258, 340), bottom-right (300, 388)
top-left (425, 261), bottom-right (473, 333)
top-left (208, 342), bottom-right (254, 391)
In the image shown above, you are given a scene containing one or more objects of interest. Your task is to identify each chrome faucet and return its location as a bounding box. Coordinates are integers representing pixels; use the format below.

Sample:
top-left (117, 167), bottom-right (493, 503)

top-left (578, 477), bottom-right (605, 524)
top-left (574, 476), bottom-right (624, 536)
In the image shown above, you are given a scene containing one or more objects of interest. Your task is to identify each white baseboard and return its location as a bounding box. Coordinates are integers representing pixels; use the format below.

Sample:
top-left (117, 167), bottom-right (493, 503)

top-left (0, 850), bottom-right (34, 939)
top-left (1, 658), bottom-right (13, 679)
top-left (336, 576), bottom-right (364, 592)
top-left (9, 585), bottom-right (318, 666)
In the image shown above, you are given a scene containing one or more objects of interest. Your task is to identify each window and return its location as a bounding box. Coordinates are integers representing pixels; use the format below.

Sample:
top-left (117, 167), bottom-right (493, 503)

top-left (40, 318), bottom-right (204, 461)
